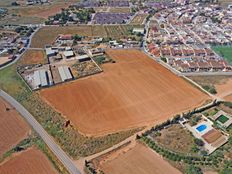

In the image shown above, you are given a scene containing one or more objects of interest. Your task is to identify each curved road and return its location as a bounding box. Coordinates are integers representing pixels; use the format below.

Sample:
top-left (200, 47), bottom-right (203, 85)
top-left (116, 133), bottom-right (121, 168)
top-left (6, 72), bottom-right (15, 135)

top-left (0, 90), bottom-right (81, 174)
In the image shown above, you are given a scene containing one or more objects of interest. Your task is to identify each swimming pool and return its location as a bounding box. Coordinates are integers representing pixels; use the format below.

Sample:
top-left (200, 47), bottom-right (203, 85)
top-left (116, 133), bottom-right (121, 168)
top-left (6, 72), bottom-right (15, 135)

top-left (196, 124), bottom-right (207, 132)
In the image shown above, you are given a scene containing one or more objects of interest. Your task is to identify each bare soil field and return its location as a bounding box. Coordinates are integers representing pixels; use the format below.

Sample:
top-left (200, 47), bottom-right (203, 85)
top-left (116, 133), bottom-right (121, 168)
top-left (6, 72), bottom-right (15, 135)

top-left (100, 143), bottom-right (182, 174)
top-left (189, 76), bottom-right (232, 100)
top-left (31, 26), bottom-right (107, 48)
top-left (40, 49), bottom-right (208, 136)
top-left (8, 2), bottom-right (71, 19)
top-left (109, 7), bottom-right (131, 13)
top-left (130, 14), bottom-right (148, 25)
top-left (0, 97), bottom-right (30, 156)
top-left (0, 147), bottom-right (58, 174)
top-left (19, 49), bottom-right (47, 65)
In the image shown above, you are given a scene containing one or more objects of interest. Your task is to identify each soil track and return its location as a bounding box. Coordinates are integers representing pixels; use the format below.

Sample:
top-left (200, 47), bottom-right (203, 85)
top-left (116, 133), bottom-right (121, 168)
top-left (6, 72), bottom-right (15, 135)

top-left (0, 147), bottom-right (58, 174)
top-left (0, 97), bottom-right (30, 156)
top-left (40, 49), bottom-right (209, 136)
top-left (100, 143), bottom-right (182, 174)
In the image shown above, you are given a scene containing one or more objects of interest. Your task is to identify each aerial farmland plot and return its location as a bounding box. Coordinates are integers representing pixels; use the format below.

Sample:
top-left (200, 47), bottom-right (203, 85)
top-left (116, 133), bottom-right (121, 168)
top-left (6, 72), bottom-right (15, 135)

top-left (40, 49), bottom-right (209, 136)
top-left (130, 14), bottom-right (148, 25)
top-left (0, 97), bottom-right (30, 156)
top-left (99, 143), bottom-right (182, 174)
top-left (0, 147), bottom-right (58, 174)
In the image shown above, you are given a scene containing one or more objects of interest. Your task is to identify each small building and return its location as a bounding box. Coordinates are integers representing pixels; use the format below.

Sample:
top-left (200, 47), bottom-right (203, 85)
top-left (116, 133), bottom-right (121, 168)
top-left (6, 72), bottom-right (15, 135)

top-left (133, 28), bottom-right (145, 35)
top-left (45, 48), bottom-right (57, 58)
top-left (63, 50), bottom-right (74, 59)
top-left (58, 66), bottom-right (73, 82)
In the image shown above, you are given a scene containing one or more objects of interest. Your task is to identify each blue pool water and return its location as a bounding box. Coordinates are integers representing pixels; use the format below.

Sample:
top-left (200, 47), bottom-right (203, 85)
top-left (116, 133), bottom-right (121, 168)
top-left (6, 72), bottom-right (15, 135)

top-left (196, 124), bottom-right (207, 132)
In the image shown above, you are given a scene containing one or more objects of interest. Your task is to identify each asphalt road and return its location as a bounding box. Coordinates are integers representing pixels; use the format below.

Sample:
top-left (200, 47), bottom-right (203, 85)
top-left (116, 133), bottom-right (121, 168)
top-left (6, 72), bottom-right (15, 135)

top-left (0, 90), bottom-right (81, 174)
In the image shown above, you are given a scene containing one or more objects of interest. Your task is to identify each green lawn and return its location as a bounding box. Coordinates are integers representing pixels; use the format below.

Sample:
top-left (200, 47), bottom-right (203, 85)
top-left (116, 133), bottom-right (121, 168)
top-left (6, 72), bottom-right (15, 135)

top-left (217, 115), bottom-right (229, 124)
top-left (212, 46), bottom-right (232, 64)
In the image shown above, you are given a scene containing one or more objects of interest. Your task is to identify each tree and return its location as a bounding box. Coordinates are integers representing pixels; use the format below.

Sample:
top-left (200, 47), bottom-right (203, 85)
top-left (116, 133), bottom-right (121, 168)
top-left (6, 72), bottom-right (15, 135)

top-left (194, 138), bottom-right (204, 147)
top-left (185, 165), bottom-right (203, 174)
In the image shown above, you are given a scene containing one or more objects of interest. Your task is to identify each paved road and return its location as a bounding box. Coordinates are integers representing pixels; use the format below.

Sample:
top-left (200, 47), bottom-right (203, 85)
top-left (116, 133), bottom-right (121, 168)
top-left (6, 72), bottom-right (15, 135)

top-left (0, 90), bottom-right (81, 174)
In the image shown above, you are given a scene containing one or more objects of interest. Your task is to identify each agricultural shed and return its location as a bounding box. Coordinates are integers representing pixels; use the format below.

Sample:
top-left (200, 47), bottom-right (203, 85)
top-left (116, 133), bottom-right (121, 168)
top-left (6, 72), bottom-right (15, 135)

top-left (34, 69), bottom-right (49, 89)
top-left (58, 66), bottom-right (73, 82)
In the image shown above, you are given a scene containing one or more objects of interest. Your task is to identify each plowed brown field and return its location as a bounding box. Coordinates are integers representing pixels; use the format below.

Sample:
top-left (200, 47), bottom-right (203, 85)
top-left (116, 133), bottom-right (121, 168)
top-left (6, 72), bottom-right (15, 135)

top-left (0, 147), bottom-right (58, 174)
top-left (40, 49), bottom-right (209, 136)
top-left (0, 97), bottom-right (30, 156)
top-left (100, 143), bottom-right (182, 174)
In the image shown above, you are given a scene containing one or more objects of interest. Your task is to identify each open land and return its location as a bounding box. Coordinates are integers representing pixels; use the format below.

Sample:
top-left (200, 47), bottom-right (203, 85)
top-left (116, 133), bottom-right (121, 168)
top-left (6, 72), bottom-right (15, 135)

top-left (189, 76), bottom-right (232, 100)
top-left (40, 49), bottom-right (209, 136)
top-left (130, 14), bottom-right (148, 25)
top-left (31, 25), bottom-right (142, 48)
top-left (100, 143), bottom-right (182, 174)
top-left (0, 96), bottom-right (30, 157)
top-left (154, 124), bottom-right (194, 153)
top-left (108, 7), bottom-right (131, 13)
top-left (8, 3), bottom-right (70, 19)
top-left (0, 147), bottom-right (58, 174)
top-left (0, 64), bottom-right (140, 158)
top-left (19, 49), bottom-right (47, 65)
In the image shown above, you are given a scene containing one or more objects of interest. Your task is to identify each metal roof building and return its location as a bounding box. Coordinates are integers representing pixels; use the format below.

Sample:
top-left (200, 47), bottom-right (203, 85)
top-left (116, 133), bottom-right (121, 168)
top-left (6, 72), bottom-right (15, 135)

top-left (34, 69), bottom-right (49, 89)
top-left (58, 66), bottom-right (73, 82)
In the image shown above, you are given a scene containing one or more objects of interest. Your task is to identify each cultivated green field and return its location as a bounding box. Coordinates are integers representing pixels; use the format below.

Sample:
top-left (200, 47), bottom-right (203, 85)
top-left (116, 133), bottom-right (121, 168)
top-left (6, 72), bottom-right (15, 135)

top-left (212, 46), bottom-right (232, 64)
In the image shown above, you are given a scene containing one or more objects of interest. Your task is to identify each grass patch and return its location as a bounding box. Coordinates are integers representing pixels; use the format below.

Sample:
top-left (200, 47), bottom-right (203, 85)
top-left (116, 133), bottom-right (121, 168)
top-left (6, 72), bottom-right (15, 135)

top-left (202, 85), bottom-right (217, 94)
top-left (217, 115), bottom-right (229, 124)
top-left (0, 65), bottom-right (140, 159)
top-left (212, 46), bottom-right (232, 65)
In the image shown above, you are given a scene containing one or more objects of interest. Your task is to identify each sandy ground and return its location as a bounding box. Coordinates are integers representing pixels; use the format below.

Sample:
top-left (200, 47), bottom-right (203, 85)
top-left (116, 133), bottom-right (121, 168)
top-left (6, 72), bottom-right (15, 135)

top-left (215, 78), bottom-right (232, 100)
top-left (19, 49), bottom-right (46, 65)
top-left (0, 147), bottom-right (58, 174)
top-left (0, 97), bottom-right (30, 156)
top-left (100, 143), bottom-right (182, 174)
top-left (40, 49), bottom-right (209, 136)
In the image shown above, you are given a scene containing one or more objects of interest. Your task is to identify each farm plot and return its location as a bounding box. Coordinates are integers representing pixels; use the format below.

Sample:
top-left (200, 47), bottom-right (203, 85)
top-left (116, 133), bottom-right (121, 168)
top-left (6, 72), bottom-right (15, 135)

top-left (104, 25), bottom-right (143, 39)
top-left (40, 49), bottom-right (209, 136)
top-left (0, 147), bottom-right (58, 174)
top-left (108, 7), bottom-right (131, 13)
top-left (31, 26), bottom-right (106, 48)
top-left (0, 97), bottom-right (30, 156)
top-left (8, 2), bottom-right (71, 19)
top-left (130, 14), bottom-right (148, 25)
top-left (100, 143), bottom-right (182, 174)
top-left (19, 49), bottom-right (47, 65)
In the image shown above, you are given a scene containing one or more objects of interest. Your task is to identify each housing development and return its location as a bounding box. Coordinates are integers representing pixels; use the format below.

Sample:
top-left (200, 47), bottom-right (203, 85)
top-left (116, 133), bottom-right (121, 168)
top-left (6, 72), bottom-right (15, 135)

top-left (0, 0), bottom-right (232, 174)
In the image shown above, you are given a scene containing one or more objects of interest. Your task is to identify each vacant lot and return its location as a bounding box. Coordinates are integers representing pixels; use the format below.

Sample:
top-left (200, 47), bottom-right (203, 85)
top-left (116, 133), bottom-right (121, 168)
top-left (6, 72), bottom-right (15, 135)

top-left (189, 76), bottom-right (232, 99)
top-left (0, 147), bottom-right (58, 174)
top-left (31, 26), bottom-right (107, 48)
top-left (9, 4), bottom-right (69, 19)
top-left (130, 14), bottom-right (148, 25)
top-left (109, 7), bottom-right (131, 13)
top-left (0, 97), bottom-right (30, 156)
top-left (40, 49), bottom-right (208, 136)
top-left (100, 143), bottom-right (182, 174)
top-left (155, 124), bottom-right (194, 153)
top-left (31, 25), bottom-right (141, 48)
top-left (19, 49), bottom-right (47, 65)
